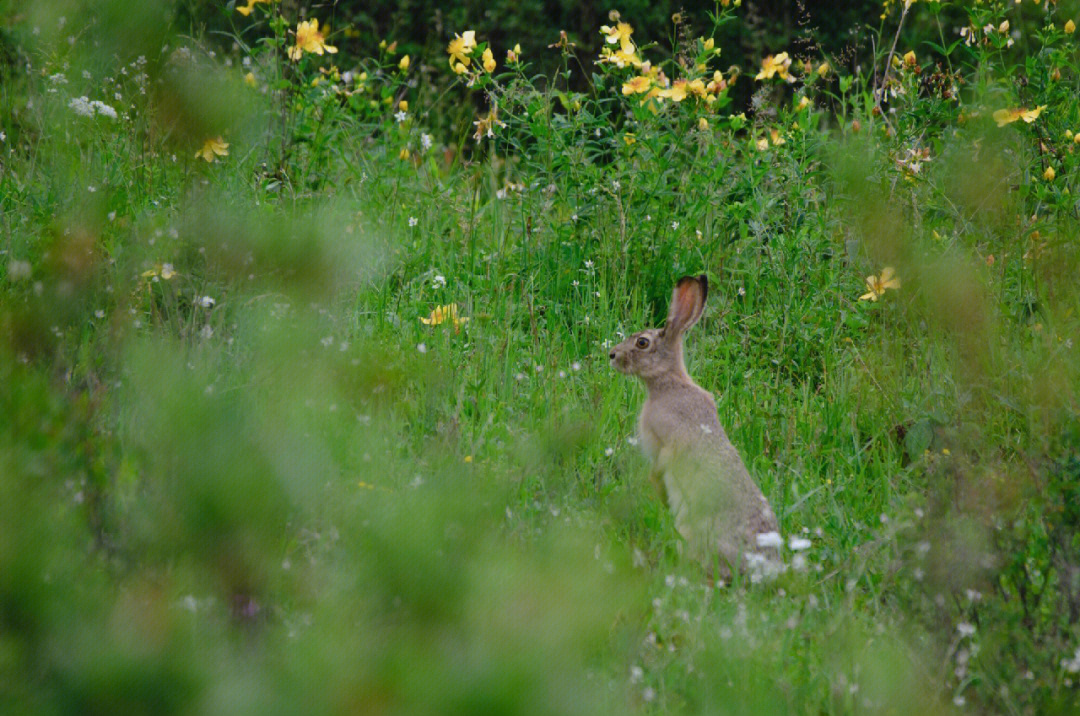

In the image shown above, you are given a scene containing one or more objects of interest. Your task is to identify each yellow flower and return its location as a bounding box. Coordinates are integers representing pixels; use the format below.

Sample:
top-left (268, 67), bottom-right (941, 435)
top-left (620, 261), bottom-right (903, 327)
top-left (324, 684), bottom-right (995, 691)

top-left (420, 303), bottom-right (469, 331)
top-left (817, 61), bottom-right (830, 76)
top-left (398, 100), bottom-right (408, 112)
top-left (623, 133), bottom-right (636, 145)
top-left (243, 71), bottom-right (256, 87)
top-left (1066, 19), bottom-right (1076, 34)
top-left (195, 137), bottom-right (229, 162)
top-left (482, 47), bottom-right (496, 73)
top-left (622, 75), bottom-right (652, 95)
top-left (659, 79), bottom-right (689, 102)
top-left (903, 50), bottom-right (917, 68)
top-left (755, 137), bottom-right (769, 151)
top-left (859, 267), bottom-right (901, 302)
top-left (697, 117), bottom-right (709, 131)
top-left (399, 148), bottom-right (410, 160)
top-left (706, 70), bottom-right (727, 94)
top-left (1043, 166), bottom-right (1056, 181)
top-left (507, 43), bottom-right (522, 62)
top-left (399, 54), bottom-right (410, 70)
top-left (141, 263), bottom-right (177, 281)
top-left (236, 0), bottom-right (272, 17)
top-left (472, 107), bottom-right (506, 142)
top-left (992, 105), bottom-right (1046, 127)
top-left (447, 31), bottom-right (477, 68)
top-left (289, 19), bottom-right (337, 61)
top-left (703, 38), bottom-right (715, 51)
top-left (769, 128), bottom-right (785, 146)
top-left (600, 46), bottom-right (641, 68)
top-left (796, 95), bottom-right (811, 111)
top-left (600, 22), bottom-right (635, 53)
top-left (755, 52), bottom-right (792, 81)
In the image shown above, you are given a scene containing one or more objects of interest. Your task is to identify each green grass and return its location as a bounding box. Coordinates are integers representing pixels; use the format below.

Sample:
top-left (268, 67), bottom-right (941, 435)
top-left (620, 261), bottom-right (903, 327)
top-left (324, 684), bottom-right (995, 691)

top-left (3, 1), bottom-right (1080, 714)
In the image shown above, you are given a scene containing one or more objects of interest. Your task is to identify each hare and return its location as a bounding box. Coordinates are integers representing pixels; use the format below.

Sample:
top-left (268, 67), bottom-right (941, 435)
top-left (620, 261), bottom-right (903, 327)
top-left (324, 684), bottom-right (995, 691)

top-left (609, 275), bottom-right (779, 577)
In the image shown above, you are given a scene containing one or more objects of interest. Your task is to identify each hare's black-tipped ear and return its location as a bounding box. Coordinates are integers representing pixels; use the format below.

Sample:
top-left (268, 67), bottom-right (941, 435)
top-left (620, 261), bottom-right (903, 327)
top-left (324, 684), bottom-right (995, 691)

top-left (665, 275), bottom-right (708, 338)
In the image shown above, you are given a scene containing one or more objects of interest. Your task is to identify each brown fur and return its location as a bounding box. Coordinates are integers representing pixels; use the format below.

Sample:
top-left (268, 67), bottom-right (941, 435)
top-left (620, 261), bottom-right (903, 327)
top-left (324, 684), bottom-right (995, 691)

top-left (609, 275), bottom-right (778, 575)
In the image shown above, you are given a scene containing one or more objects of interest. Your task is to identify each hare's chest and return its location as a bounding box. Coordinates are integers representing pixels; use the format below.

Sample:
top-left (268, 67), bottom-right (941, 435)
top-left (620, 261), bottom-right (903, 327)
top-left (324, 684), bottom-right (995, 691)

top-left (637, 412), bottom-right (661, 463)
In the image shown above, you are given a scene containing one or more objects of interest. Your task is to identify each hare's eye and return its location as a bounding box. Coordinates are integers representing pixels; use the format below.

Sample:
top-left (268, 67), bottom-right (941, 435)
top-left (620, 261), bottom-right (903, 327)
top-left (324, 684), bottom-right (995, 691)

top-left (635, 337), bottom-right (650, 349)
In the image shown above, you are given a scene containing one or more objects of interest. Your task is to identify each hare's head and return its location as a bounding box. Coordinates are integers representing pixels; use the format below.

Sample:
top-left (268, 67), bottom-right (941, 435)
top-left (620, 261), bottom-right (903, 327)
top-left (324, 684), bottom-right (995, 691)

top-left (609, 275), bottom-right (708, 382)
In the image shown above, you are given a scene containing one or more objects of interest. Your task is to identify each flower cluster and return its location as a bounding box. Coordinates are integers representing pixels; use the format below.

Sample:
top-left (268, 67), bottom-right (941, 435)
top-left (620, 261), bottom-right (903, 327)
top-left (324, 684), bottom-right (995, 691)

top-left (600, 15), bottom-right (732, 112)
top-left (446, 30), bottom-right (508, 76)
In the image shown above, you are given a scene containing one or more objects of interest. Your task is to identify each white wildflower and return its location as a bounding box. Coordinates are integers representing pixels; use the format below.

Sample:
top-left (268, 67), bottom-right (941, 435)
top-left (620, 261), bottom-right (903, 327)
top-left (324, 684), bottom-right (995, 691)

top-left (756, 531), bottom-right (783, 549)
top-left (789, 536), bottom-right (811, 551)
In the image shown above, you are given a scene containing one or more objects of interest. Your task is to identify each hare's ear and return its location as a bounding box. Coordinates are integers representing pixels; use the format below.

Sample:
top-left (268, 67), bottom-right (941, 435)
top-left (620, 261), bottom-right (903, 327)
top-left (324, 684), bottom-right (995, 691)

top-left (662, 274), bottom-right (708, 338)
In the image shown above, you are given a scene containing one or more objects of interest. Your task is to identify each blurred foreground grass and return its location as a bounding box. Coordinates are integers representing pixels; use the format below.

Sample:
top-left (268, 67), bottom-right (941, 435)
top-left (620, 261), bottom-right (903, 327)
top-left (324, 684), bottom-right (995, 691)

top-left (3, 1), bottom-right (1080, 713)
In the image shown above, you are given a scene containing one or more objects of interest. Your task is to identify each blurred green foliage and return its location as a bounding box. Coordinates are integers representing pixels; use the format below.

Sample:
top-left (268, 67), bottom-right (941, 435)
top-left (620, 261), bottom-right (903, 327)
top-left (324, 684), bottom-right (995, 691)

top-left (3, 0), bottom-right (1080, 714)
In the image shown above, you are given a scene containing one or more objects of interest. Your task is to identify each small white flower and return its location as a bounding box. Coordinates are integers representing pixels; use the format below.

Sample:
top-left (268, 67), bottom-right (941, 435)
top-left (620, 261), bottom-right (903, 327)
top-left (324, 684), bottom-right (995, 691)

top-left (320, 336), bottom-right (334, 347)
top-left (756, 531), bottom-right (783, 548)
top-left (420, 133), bottom-right (433, 151)
top-left (571, 214), bottom-right (578, 222)
top-left (7, 259), bottom-right (31, 280)
top-left (789, 537), bottom-right (811, 551)
top-left (630, 666), bottom-right (643, 683)
top-left (571, 361), bottom-right (581, 372)
top-left (956, 622), bottom-right (976, 638)
top-left (69, 96), bottom-right (93, 117)
top-left (584, 260), bottom-right (594, 269)
top-left (953, 696), bottom-right (966, 707)
top-left (94, 309), bottom-right (105, 318)
top-left (417, 342), bottom-right (427, 353)
top-left (408, 216), bottom-right (418, 227)
top-left (394, 110), bottom-right (407, 123)
top-left (737, 286), bottom-right (746, 296)
top-left (432, 274), bottom-right (446, 288)
top-left (642, 687), bottom-right (655, 703)
top-left (199, 325), bottom-right (213, 339)
top-left (196, 295), bottom-right (216, 308)
top-left (604, 447), bottom-right (614, 457)
top-left (671, 221), bottom-right (679, 230)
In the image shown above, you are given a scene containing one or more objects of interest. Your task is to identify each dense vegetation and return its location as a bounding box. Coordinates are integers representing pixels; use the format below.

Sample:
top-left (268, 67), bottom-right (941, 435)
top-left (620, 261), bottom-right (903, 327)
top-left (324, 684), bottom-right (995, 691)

top-left (3, 0), bottom-right (1080, 713)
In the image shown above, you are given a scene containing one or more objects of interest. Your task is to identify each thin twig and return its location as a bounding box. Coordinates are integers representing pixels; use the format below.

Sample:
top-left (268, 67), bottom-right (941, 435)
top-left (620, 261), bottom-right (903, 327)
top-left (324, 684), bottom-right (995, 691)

top-left (875, 3), bottom-right (910, 135)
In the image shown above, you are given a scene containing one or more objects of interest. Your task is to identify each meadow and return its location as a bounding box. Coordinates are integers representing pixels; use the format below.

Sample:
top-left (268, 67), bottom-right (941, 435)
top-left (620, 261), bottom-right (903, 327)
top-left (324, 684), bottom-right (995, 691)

top-left (2, 0), bottom-right (1080, 713)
